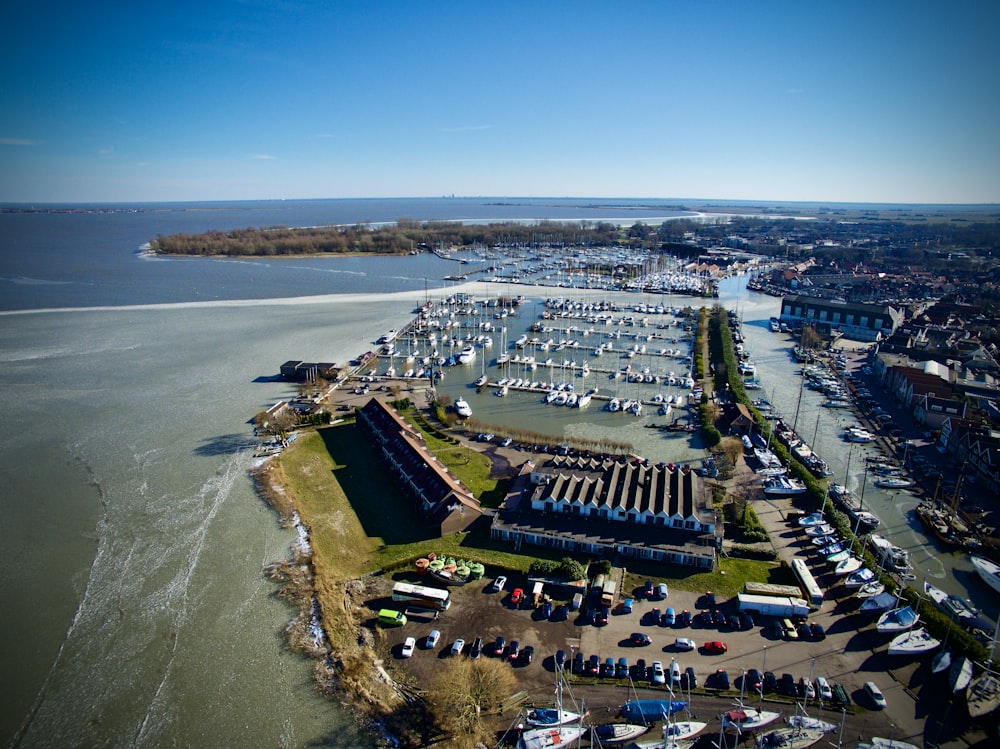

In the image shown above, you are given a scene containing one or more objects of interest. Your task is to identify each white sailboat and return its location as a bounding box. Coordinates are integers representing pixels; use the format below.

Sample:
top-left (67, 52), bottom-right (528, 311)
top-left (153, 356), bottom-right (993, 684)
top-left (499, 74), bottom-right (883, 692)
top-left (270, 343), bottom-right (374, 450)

top-left (756, 727), bottom-right (824, 748)
top-left (949, 656), bottom-right (974, 694)
top-left (887, 627), bottom-right (940, 656)
top-left (722, 705), bottom-right (781, 732)
top-left (970, 555), bottom-right (1000, 595)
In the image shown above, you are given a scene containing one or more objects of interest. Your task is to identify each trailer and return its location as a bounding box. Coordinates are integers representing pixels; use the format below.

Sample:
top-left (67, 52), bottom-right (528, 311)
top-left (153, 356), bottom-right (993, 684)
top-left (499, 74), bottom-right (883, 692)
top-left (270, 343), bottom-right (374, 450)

top-left (571, 592), bottom-right (584, 611)
top-left (600, 578), bottom-right (617, 607)
top-left (736, 593), bottom-right (810, 619)
top-left (744, 582), bottom-right (803, 599)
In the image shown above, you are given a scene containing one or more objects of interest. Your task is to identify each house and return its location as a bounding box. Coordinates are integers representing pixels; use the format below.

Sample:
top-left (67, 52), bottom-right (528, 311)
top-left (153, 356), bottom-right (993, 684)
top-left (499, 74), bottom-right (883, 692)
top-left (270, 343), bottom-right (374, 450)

top-left (490, 455), bottom-right (718, 569)
top-left (356, 398), bottom-right (482, 535)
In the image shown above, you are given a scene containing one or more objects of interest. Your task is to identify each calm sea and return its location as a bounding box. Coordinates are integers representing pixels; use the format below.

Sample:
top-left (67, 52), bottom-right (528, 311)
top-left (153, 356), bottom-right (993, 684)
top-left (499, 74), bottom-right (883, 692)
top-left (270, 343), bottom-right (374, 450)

top-left (0, 198), bottom-right (689, 747)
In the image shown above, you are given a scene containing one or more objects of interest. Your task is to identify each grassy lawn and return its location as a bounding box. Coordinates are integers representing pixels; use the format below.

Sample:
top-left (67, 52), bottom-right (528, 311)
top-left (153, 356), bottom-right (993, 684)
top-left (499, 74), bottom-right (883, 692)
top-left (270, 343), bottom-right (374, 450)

top-left (623, 557), bottom-right (792, 599)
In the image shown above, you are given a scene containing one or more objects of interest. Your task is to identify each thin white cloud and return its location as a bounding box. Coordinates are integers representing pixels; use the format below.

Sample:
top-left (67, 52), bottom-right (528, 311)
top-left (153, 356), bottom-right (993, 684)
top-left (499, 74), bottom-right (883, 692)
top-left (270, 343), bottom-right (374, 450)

top-left (98, 146), bottom-right (115, 156)
top-left (251, 153), bottom-right (277, 160)
top-left (785, 88), bottom-right (806, 95)
top-left (438, 124), bottom-right (492, 133)
top-left (314, 133), bottom-right (337, 139)
top-left (0, 137), bottom-right (42, 146)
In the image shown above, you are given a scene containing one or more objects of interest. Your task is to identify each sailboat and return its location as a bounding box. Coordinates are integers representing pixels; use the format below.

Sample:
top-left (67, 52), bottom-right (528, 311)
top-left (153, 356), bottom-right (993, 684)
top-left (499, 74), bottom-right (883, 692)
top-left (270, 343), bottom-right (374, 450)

top-left (967, 621), bottom-right (1000, 719)
top-left (756, 727), bottom-right (824, 748)
top-left (721, 704), bottom-right (781, 732)
top-left (519, 676), bottom-right (586, 749)
top-left (948, 656), bottom-right (974, 694)
top-left (887, 627), bottom-right (940, 656)
top-left (876, 593), bottom-right (919, 633)
top-left (589, 722), bottom-right (649, 745)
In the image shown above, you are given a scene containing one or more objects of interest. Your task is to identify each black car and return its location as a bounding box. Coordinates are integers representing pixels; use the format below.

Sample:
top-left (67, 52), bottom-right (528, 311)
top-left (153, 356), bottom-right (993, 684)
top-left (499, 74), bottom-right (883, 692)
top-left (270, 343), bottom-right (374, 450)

top-left (712, 610), bottom-right (726, 627)
top-left (678, 610), bottom-right (692, 627)
top-left (809, 622), bottom-right (826, 640)
top-left (492, 636), bottom-right (505, 657)
top-left (763, 671), bottom-right (778, 693)
top-left (709, 669), bottom-right (730, 690)
top-left (594, 607), bottom-right (609, 626)
top-left (771, 619), bottom-right (784, 639)
top-left (616, 657), bottom-right (629, 679)
top-left (727, 614), bottom-right (740, 630)
top-left (553, 604), bottom-right (569, 622)
top-left (644, 579), bottom-right (655, 598)
top-left (740, 611), bottom-right (755, 629)
top-left (698, 610), bottom-right (713, 626)
top-left (779, 673), bottom-right (797, 696)
top-left (572, 651), bottom-right (585, 674)
top-left (684, 666), bottom-right (697, 689)
top-left (601, 657), bottom-right (615, 678)
top-left (470, 637), bottom-right (484, 660)
top-left (519, 646), bottom-right (534, 665)
top-left (630, 632), bottom-right (652, 646)
top-left (507, 640), bottom-right (520, 661)
top-left (797, 622), bottom-right (812, 640)
top-left (745, 668), bottom-right (763, 693)
top-left (555, 649), bottom-right (567, 670)
top-left (587, 654), bottom-right (601, 676)
top-left (635, 658), bottom-right (648, 681)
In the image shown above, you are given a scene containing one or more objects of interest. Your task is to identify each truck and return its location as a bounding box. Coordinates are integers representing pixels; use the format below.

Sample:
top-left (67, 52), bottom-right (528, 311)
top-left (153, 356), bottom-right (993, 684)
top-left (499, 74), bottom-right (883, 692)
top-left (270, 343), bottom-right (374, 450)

top-left (532, 581), bottom-right (545, 608)
top-left (590, 574), bottom-right (606, 604)
top-left (737, 593), bottom-right (810, 619)
top-left (600, 577), bottom-right (617, 607)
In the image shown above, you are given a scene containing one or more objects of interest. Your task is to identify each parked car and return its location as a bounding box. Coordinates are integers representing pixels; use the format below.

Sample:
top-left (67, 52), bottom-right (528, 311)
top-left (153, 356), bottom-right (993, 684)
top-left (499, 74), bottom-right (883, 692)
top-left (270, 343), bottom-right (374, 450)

top-left (779, 673), bottom-right (797, 695)
top-left (651, 661), bottom-right (666, 685)
top-left (663, 608), bottom-right (676, 626)
top-left (712, 610), bottom-right (726, 627)
top-left (782, 618), bottom-right (799, 640)
top-left (622, 597), bottom-right (634, 614)
top-left (552, 604), bottom-right (569, 622)
top-left (520, 646), bottom-right (534, 665)
top-left (594, 607), bottom-right (609, 626)
top-left (555, 649), bottom-right (567, 670)
top-left (745, 669), bottom-right (763, 693)
top-left (674, 637), bottom-right (696, 651)
top-left (541, 600), bottom-right (553, 619)
top-left (864, 681), bottom-right (888, 710)
top-left (678, 610), bottom-right (692, 627)
top-left (572, 651), bottom-right (585, 674)
top-left (699, 610), bottom-right (713, 626)
top-left (703, 641), bottom-right (728, 654)
top-left (601, 657), bottom-right (615, 678)
top-left (683, 666), bottom-right (697, 689)
top-left (797, 622), bottom-right (812, 640)
top-left (491, 575), bottom-right (507, 593)
top-left (771, 619), bottom-right (784, 639)
top-left (644, 580), bottom-right (655, 598)
top-left (492, 636), bottom-right (506, 657)
top-left (630, 632), bottom-right (652, 646)
top-left (657, 583), bottom-right (669, 600)
top-left (587, 654), bottom-right (600, 676)
top-left (507, 641), bottom-right (520, 661)
top-left (728, 614), bottom-right (741, 630)
top-left (647, 607), bottom-right (661, 625)
top-left (425, 629), bottom-right (440, 648)
top-left (635, 658), bottom-right (648, 681)
top-left (709, 668), bottom-right (730, 689)
top-left (470, 637), bottom-right (483, 659)
top-left (763, 671), bottom-right (777, 693)
top-left (815, 676), bottom-right (833, 701)
top-left (400, 637), bottom-right (416, 658)
top-left (616, 657), bottom-right (629, 679)
top-left (799, 677), bottom-right (815, 700)
top-left (510, 588), bottom-right (524, 606)
top-left (450, 638), bottom-right (465, 656)
top-left (740, 611), bottom-right (755, 629)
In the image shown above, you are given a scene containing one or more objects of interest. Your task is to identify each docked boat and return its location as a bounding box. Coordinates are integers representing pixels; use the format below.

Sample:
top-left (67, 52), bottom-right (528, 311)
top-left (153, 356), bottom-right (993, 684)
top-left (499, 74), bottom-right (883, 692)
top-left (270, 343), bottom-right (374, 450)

top-left (757, 728), bottom-right (824, 748)
top-left (663, 720), bottom-right (708, 741)
top-left (620, 699), bottom-right (687, 724)
top-left (525, 706), bottom-right (586, 728)
top-left (869, 535), bottom-right (911, 575)
top-left (845, 568), bottom-right (875, 588)
top-left (923, 580), bottom-right (979, 627)
top-left (722, 705), bottom-right (781, 733)
top-left (855, 739), bottom-right (920, 749)
top-left (805, 523), bottom-right (834, 537)
top-left (949, 656), bottom-right (974, 693)
top-left (518, 725), bottom-right (586, 749)
top-left (971, 555), bottom-right (1000, 596)
top-left (967, 672), bottom-right (1000, 719)
top-left (888, 627), bottom-right (940, 656)
top-left (457, 345), bottom-right (476, 364)
top-left (607, 397), bottom-right (621, 412)
top-left (454, 398), bottom-right (472, 418)
top-left (589, 723), bottom-right (649, 744)
top-left (874, 476), bottom-right (914, 489)
top-left (797, 512), bottom-right (826, 528)
top-left (877, 605), bottom-right (919, 633)
top-left (828, 484), bottom-right (881, 530)
top-left (762, 476), bottom-right (807, 497)
top-left (787, 714), bottom-right (837, 734)
top-left (834, 556), bottom-right (863, 576)
top-left (857, 580), bottom-right (886, 598)
top-left (860, 591), bottom-right (897, 615)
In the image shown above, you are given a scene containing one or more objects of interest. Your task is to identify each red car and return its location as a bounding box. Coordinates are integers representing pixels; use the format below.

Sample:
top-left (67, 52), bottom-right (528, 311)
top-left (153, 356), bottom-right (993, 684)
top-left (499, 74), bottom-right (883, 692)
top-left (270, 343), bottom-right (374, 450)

top-left (704, 641), bottom-right (728, 654)
top-left (510, 588), bottom-right (524, 606)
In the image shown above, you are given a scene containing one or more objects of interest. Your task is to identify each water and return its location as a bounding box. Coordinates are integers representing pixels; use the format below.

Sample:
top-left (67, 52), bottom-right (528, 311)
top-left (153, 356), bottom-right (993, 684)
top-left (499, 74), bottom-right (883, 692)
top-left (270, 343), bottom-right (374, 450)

top-left (1, 199), bottom-right (989, 746)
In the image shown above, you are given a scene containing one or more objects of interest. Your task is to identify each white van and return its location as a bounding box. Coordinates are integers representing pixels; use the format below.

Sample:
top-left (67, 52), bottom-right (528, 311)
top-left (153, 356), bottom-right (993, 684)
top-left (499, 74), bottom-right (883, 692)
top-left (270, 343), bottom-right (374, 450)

top-left (864, 681), bottom-right (887, 709)
top-left (815, 676), bottom-right (832, 701)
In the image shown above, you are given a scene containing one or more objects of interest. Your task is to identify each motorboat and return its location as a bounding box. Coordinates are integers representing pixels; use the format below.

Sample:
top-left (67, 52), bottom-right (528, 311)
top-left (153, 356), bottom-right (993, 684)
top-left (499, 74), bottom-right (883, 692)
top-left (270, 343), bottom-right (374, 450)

top-left (923, 580), bottom-right (979, 627)
top-left (805, 523), bottom-right (834, 537)
top-left (607, 398), bottom-right (621, 412)
top-left (949, 656), bottom-right (974, 693)
top-left (454, 398), bottom-right (472, 418)
top-left (722, 705), bottom-right (781, 732)
top-left (589, 723), bottom-right (649, 745)
top-left (877, 605), bottom-right (919, 633)
top-left (869, 535), bottom-right (911, 574)
top-left (457, 345), bottom-right (476, 364)
top-left (874, 476), bottom-right (914, 489)
top-left (971, 555), bottom-right (1000, 596)
top-left (762, 476), bottom-right (807, 496)
top-left (887, 627), bottom-right (940, 656)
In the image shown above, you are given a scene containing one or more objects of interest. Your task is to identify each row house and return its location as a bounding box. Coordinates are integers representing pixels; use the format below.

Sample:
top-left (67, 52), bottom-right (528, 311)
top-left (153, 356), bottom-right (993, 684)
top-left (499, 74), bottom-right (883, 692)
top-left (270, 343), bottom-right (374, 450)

top-left (939, 418), bottom-right (1000, 495)
top-left (780, 295), bottom-right (902, 342)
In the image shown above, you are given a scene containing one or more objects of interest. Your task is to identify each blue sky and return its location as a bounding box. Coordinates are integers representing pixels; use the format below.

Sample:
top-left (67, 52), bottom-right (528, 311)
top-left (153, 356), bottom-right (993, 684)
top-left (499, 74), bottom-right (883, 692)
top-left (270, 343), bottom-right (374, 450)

top-left (2, 1), bottom-right (999, 204)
